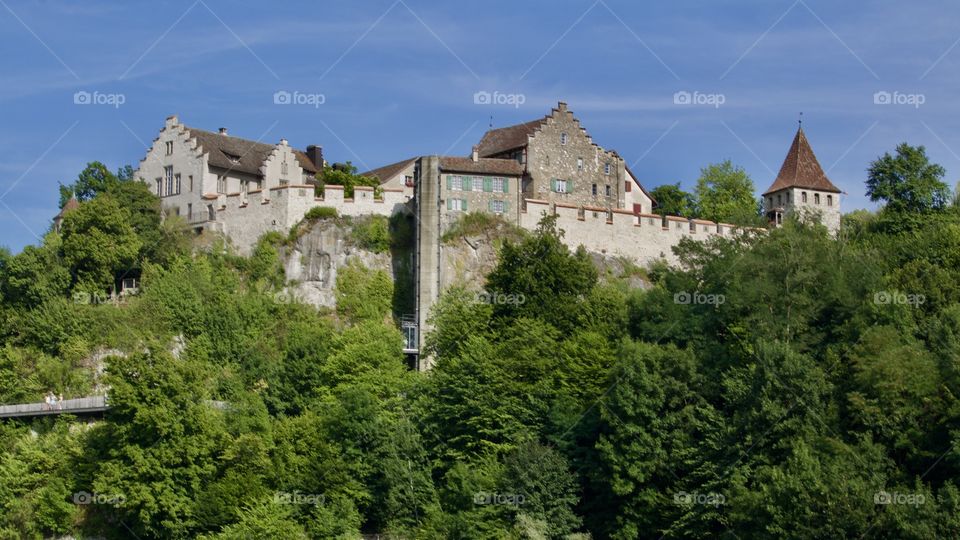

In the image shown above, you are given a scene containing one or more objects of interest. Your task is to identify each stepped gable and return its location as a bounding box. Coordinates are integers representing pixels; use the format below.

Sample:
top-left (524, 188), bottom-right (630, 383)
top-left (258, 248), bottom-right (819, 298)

top-left (362, 157), bottom-right (417, 182)
top-left (764, 127), bottom-right (841, 195)
top-left (184, 126), bottom-right (318, 176)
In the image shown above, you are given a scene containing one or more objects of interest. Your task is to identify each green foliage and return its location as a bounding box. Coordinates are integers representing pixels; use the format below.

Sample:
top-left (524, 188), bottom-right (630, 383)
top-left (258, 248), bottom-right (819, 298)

top-left (867, 143), bottom-right (950, 215)
top-left (60, 195), bottom-right (142, 294)
top-left (304, 206), bottom-right (339, 220)
top-left (334, 258), bottom-right (393, 324)
top-left (650, 182), bottom-right (696, 217)
top-left (441, 212), bottom-right (525, 243)
top-left (694, 159), bottom-right (759, 224)
top-left (351, 215), bottom-right (391, 253)
top-left (58, 161), bottom-right (121, 207)
top-left (319, 163), bottom-right (380, 198)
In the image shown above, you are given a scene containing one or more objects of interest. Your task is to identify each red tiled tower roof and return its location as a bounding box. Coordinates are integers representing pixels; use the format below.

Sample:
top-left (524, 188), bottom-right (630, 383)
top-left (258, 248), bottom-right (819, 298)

top-left (764, 127), bottom-right (841, 195)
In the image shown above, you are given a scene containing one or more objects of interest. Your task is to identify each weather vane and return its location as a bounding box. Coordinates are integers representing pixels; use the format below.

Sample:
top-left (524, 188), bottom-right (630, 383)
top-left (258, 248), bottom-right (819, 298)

top-left (799, 112), bottom-right (803, 127)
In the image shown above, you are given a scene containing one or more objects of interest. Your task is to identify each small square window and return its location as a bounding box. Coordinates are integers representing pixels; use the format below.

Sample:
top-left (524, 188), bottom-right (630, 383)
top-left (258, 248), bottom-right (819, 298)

top-left (577, 157), bottom-right (583, 171)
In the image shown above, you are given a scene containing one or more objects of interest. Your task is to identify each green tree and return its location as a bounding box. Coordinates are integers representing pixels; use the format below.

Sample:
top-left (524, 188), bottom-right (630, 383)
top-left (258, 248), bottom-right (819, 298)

top-left (58, 162), bottom-right (121, 207)
top-left (650, 182), bottom-right (696, 217)
top-left (60, 195), bottom-right (142, 294)
top-left (319, 162), bottom-right (380, 198)
top-left (694, 160), bottom-right (758, 224)
top-left (867, 143), bottom-right (949, 214)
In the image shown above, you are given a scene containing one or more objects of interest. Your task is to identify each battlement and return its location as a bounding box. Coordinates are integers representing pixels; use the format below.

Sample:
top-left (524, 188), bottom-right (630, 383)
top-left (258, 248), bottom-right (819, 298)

top-left (521, 199), bottom-right (748, 265)
top-left (215, 183), bottom-right (409, 254)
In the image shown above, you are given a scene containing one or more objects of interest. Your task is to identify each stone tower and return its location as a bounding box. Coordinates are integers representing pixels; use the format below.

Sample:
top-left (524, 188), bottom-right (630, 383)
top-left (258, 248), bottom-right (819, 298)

top-left (763, 126), bottom-right (842, 234)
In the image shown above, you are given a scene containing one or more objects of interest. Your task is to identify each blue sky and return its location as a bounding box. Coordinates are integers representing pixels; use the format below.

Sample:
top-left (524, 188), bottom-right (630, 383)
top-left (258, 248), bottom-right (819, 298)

top-left (2, 0), bottom-right (960, 251)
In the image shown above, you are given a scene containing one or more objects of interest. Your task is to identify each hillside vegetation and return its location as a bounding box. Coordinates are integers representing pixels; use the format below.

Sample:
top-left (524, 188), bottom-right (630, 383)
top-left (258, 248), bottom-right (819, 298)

top-left (0, 147), bottom-right (959, 538)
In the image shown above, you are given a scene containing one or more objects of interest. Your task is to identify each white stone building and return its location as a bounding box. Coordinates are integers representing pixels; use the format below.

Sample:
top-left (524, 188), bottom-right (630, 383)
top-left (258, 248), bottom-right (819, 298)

top-left (135, 115), bottom-right (324, 232)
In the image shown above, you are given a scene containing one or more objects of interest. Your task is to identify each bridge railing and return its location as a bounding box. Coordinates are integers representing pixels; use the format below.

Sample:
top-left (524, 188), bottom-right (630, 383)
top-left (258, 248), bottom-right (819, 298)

top-left (0, 395), bottom-right (108, 418)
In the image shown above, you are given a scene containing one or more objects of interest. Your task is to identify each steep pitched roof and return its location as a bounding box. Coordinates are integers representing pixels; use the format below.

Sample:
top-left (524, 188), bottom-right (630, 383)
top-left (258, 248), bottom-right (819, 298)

top-left (362, 157), bottom-right (417, 183)
top-left (55, 197), bottom-right (80, 220)
top-left (624, 164), bottom-right (657, 205)
top-left (185, 127), bottom-right (318, 176)
top-left (476, 118), bottom-right (548, 157)
top-left (764, 127), bottom-right (841, 195)
top-left (438, 156), bottom-right (524, 176)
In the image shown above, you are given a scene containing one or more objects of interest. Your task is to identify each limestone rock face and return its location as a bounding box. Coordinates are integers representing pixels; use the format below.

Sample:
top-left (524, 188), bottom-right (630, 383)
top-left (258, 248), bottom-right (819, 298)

top-left (281, 219), bottom-right (393, 309)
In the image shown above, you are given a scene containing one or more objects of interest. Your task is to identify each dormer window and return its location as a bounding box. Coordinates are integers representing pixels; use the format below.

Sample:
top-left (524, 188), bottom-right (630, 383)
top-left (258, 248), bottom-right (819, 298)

top-left (223, 151), bottom-right (241, 165)
top-left (560, 132), bottom-right (568, 145)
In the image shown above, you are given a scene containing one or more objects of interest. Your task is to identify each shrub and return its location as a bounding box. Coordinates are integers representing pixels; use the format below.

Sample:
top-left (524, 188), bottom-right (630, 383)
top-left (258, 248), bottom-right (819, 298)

top-left (351, 216), bottom-right (391, 253)
top-left (305, 206), bottom-right (339, 221)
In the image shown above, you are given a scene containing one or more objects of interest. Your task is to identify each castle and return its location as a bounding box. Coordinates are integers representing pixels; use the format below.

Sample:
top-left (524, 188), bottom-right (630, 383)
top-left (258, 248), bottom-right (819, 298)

top-left (133, 102), bottom-right (841, 369)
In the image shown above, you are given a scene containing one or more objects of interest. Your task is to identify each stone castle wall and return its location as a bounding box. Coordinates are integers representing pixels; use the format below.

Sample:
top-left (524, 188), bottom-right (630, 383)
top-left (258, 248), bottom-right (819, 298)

top-left (519, 199), bottom-right (741, 266)
top-left (217, 184), bottom-right (407, 254)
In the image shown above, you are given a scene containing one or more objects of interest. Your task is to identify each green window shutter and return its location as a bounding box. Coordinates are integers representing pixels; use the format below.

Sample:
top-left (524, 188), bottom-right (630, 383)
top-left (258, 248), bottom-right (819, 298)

top-left (447, 199), bottom-right (452, 211)
top-left (463, 176), bottom-right (472, 191)
top-left (488, 200), bottom-right (494, 212)
top-left (502, 178), bottom-right (509, 193)
top-left (446, 176), bottom-right (453, 190)
top-left (566, 179), bottom-right (573, 192)
top-left (462, 198), bottom-right (468, 211)
top-left (503, 201), bottom-right (509, 213)
top-left (484, 177), bottom-right (492, 192)
top-left (551, 179), bottom-right (557, 192)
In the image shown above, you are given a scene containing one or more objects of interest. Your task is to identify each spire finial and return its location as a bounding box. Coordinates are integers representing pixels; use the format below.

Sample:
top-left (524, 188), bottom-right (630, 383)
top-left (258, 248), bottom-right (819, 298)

top-left (798, 111), bottom-right (803, 128)
top-left (489, 115), bottom-right (493, 129)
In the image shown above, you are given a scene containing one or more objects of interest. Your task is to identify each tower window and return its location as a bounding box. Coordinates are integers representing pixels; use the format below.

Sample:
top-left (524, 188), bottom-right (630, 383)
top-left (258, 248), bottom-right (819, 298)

top-left (605, 162), bottom-right (611, 175)
top-left (827, 195), bottom-right (833, 206)
top-left (165, 141), bottom-right (173, 155)
top-left (592, 184), bottom-right (597, 196)
top-left (560, 132), bottom-right (568, 145)
top-left (577, 157), bottom-right (583, 171)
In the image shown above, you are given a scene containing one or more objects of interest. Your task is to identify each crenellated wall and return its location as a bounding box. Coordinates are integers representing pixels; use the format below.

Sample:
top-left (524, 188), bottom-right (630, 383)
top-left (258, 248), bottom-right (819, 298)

top-left (215, 184), bottom-right (408, 254)
top-left (519, 199), bottom-right (743, 265)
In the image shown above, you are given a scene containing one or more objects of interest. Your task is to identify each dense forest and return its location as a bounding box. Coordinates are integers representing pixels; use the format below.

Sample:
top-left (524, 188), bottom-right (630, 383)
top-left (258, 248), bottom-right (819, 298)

top-left (1, 144), bottom-right (959, 539)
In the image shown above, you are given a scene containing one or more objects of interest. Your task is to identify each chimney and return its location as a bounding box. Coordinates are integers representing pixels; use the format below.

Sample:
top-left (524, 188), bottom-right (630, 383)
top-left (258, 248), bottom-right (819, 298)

top-left (557, 101), bottom-right (568, 111)
top-left (471, 145), bottom-right (479, 162)
top-left (218, 127), bottom-right (228, 136)
top-left (279, 138), bottom-right (288, 146)
top-left (305, 145), bottom-right (324, 169)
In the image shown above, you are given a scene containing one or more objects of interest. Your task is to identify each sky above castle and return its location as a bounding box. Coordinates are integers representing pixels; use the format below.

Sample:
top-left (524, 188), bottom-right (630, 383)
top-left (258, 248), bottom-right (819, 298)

top-left (1, 0), bottom-right (958, 251)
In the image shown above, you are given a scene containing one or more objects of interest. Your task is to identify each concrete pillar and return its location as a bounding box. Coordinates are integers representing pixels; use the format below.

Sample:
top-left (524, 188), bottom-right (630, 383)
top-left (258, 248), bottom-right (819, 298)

top-left (415, 156), bottom-right (441, 370)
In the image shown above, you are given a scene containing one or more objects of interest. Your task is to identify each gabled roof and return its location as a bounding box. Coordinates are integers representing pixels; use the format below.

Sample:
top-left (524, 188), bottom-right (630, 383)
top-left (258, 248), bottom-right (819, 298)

top-left (764, 127), bottom-right (841, 195)
top-left (362, 157), bottom-right (417, 183)
top-left (476, 118), bottom-right (548, 157)
top-left (624, 164), bottom-right (657, 205)
top-left (438, 156), bottom-right (524, 176)
top-left (185, 127), bottom-right (319, 176)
